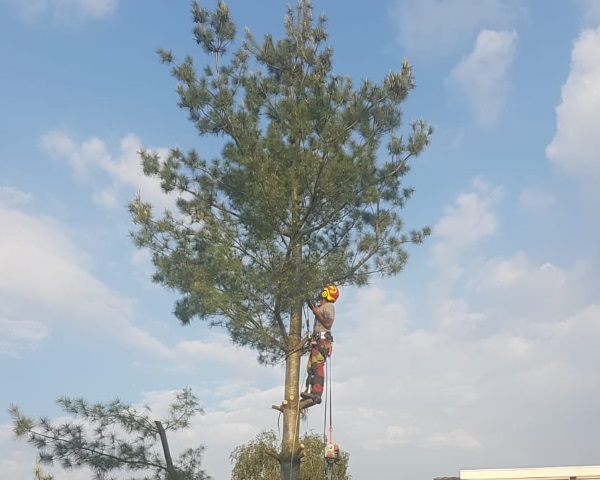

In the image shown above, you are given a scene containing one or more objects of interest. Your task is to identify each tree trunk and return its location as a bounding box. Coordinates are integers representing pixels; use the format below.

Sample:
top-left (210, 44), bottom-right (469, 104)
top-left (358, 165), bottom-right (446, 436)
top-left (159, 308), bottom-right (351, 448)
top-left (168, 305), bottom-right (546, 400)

top-left (279, 307), bottom-right (304, 480)
top-left (279, 113), bottom-right (306, 480)
top-left (155, 420), bottom-right (179, 480)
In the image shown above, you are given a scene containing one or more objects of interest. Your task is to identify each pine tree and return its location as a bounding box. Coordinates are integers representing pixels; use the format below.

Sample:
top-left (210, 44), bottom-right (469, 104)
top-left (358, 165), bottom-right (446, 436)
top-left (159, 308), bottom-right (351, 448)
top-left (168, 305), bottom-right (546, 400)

top-left (10, 388), bottom-right (209, 480)
top-left (129, 1), bottom-right (432, 479)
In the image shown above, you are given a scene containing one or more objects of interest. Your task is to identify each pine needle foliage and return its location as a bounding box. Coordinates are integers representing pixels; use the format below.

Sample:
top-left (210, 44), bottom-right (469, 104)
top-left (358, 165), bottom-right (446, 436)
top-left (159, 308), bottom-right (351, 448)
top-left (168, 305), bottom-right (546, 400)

top-left (130, 0), bottom-right (433, 365)
top-left (9, 388), bottom-right (209, 480)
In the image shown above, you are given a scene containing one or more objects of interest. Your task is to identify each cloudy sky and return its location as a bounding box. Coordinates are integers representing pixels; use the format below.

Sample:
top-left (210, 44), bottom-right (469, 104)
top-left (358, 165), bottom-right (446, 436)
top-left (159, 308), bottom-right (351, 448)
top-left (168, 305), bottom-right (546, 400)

top-left (2, 1), bottom-right (600, 479)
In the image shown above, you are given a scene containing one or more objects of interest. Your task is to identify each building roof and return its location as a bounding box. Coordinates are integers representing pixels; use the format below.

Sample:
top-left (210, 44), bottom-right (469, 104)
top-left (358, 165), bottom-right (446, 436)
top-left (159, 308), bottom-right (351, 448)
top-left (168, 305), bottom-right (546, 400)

top-left (461, 466), bottom-right (600, 480)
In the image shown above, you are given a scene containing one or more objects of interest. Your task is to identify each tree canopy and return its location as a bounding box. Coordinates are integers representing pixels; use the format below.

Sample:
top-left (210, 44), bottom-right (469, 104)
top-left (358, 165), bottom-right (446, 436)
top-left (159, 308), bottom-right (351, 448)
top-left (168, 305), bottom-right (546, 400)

top-left (130, 0), bottom-right (432, 365)
top-left (230, 430), bottom-right (350, 480)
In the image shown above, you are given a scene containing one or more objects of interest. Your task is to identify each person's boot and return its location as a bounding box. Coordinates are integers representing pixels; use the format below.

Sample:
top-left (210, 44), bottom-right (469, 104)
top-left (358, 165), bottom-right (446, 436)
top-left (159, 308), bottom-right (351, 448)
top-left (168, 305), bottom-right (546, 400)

top-left (301, 391), bottom-right (321, 403)
top-left (300, 390), bottom-right (312, 400)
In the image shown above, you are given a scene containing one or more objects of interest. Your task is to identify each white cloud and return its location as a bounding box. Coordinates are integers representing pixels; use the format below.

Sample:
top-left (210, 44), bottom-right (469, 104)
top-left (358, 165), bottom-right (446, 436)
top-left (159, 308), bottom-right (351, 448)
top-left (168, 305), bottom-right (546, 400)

top-left (41, 131), bottom-right (110, 179)
top-left (438, 297), bottom-right (485, 332)
top-left (448, 29), bottom-right (518, 127)
top-left (390, 0), bottom-right (524, 59)
top-left (434, 177), bottom-right (502, 248)
top-left (546, 27), bottom-right (600, 183)
top-left (420, 428), bottom-right (482, 450)
top-left (0, 448), bottom-right (37, 480)
top-left (156, 333), bottom-right (272, 379)
top-left (328, 277), bottom-right (600, 476)
top-left (0, 187), bottom-right (33, 206)
top-left (539, 304), bottom-right (600, 350)
top-left (577, 0), bottom-right (600, 27)
top-left (472, 252), bottom-right (593, 320)
top-left (475, 252), bottom-right (590, 296)
top-left (0, 317), bottom-right (50, 357)
top-left (1, 0), bottom-right (117, 24)
top-left (0, 202), bottom-right (169, 357)
top-left (430, 177), bottom-right (503, 297)
top-left (365, 424), bottom-right (420, 449)
top-left (41, 130), bottom-right (175, 212)
top-left (519, 186), bottom-right (556, 215)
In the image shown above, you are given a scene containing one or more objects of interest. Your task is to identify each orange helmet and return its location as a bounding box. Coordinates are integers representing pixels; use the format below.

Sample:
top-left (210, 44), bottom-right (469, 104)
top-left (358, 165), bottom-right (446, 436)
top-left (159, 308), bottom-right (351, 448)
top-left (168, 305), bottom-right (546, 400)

top-left (321, 284), bottom-right (339, 302)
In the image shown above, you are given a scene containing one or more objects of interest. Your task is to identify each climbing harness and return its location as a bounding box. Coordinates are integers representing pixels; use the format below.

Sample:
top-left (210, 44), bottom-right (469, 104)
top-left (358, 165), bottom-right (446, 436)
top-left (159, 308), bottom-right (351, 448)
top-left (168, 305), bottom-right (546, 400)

top-left (312, 331), bottom-right (333, 361)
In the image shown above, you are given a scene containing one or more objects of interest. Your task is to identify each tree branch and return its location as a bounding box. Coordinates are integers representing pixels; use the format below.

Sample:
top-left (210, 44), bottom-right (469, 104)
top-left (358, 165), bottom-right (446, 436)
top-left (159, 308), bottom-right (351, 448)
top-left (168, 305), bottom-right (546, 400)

top-left (27, 429), bottom-right (165, 472)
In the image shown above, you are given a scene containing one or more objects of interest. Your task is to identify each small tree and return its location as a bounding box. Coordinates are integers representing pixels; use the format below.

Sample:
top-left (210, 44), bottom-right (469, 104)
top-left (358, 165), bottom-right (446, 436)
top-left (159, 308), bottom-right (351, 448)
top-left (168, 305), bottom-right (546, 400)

top-left (10, 388), bottom-right (209, 480)
top-left (231, 430), bottom-right (350, 480)
top-left (130, 1), bottom-right (432, 478)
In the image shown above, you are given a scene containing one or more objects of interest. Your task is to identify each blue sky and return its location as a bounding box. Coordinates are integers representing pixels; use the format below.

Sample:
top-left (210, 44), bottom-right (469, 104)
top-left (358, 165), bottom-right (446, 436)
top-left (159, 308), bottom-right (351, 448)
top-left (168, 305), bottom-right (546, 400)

top-left (2, 1), bottom-right (600, 479)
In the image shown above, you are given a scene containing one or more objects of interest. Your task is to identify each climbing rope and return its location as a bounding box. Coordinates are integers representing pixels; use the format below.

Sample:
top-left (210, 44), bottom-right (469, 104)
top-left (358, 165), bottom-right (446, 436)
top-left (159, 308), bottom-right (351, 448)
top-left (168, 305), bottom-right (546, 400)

top-left (328, 353), bottom-right (333, 444)
top-left (323, 353), bottom-right (335, 480)
top-left (322, 353), bottom-right (330, 442)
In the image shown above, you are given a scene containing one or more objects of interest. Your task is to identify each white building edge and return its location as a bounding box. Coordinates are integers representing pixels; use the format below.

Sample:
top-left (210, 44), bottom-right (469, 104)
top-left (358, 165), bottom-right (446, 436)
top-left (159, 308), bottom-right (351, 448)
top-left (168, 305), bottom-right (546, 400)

top-left (461, 466), bottom-right (600, 480)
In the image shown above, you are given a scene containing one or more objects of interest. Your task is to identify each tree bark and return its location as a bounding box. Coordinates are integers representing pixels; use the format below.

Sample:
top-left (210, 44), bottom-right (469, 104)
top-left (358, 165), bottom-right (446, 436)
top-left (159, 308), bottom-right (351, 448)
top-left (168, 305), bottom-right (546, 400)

top-left (279, 305), bottom-right (304, 480)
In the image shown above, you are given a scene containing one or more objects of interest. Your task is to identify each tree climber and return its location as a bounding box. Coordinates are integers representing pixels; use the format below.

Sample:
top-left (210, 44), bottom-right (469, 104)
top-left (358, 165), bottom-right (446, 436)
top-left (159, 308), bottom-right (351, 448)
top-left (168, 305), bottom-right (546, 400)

top-left (301, 284), bottom-right (339, 404)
